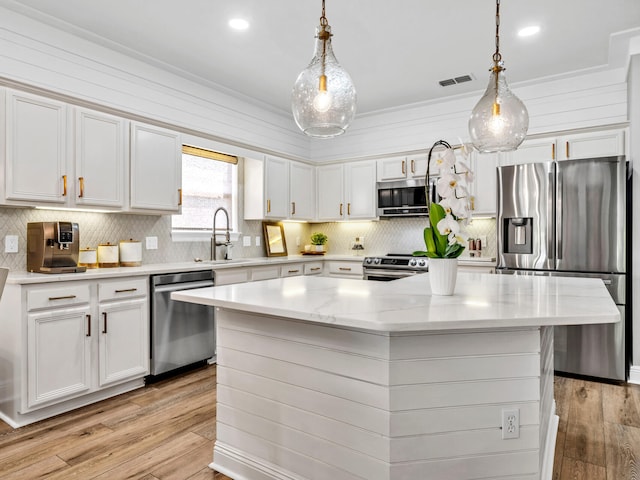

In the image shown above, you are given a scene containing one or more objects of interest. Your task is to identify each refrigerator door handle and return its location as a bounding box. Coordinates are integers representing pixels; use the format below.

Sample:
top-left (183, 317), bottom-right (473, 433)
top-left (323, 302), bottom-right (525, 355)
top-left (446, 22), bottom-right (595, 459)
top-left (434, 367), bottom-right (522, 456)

top-left (548, 170), bottom-right (555, 260)
top-left (556, 169), bottom-right (563, 261)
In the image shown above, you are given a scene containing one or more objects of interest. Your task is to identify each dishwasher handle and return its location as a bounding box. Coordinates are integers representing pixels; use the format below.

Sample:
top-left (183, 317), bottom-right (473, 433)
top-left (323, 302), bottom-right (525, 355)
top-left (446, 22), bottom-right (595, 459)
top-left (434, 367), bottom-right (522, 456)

top-left (151, 280), bottom-right (214, 294)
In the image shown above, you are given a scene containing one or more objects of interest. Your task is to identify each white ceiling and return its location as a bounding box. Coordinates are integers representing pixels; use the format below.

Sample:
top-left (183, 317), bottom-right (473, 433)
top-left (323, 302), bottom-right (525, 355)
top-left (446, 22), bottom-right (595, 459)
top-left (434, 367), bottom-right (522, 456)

top-left (3, 0), bottom-right (640, 115)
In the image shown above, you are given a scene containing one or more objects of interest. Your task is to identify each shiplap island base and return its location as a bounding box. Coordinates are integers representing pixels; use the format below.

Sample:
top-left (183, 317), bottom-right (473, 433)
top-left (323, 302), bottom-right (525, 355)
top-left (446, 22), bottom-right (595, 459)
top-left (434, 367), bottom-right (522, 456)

top-left (172, 273), bottom-right (619, 480)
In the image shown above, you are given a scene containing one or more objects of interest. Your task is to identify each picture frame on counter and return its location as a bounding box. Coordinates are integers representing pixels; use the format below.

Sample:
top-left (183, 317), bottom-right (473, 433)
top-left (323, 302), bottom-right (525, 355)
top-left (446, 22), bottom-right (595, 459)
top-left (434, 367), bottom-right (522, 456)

top-left (262, 221), bottom-right (288, 257)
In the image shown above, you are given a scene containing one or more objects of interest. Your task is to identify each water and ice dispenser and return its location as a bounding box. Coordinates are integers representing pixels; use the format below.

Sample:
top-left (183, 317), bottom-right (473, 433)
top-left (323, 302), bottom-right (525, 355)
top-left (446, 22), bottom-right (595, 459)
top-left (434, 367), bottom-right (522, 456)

top-left (502, 217), bottom-right (533, 254)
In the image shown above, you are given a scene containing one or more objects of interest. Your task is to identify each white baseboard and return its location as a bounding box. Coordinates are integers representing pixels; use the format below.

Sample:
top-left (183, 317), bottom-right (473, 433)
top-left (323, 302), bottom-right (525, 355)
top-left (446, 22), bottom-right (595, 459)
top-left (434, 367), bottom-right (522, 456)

top-left (628, 365), bottom-right (640, 384)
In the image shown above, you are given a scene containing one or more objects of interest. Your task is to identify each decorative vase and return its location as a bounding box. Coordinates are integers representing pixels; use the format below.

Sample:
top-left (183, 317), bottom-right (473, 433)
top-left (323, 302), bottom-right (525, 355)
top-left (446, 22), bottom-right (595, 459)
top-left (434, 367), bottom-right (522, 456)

top-left (315, 245), bottom-right (325, 252)
top-left (429, 258), bottom-right (458, 296)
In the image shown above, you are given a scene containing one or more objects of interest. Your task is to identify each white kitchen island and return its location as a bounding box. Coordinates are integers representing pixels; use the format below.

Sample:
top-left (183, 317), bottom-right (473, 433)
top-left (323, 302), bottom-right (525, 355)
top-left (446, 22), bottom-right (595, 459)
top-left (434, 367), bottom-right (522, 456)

top-left (172, 272), bottom-right (619, 480)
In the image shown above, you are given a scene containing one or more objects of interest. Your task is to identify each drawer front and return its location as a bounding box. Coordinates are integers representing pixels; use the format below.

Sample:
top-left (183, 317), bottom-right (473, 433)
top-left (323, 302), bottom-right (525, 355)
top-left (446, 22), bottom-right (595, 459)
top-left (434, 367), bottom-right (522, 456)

top-left (304, 262), bottom-right (324, 275)
top-left (328, 262), bottom-right (363, 276)
top-left (282, 263), bottom-right (304, 277)
top-left (251, 266), bottom-right (280, 282)
top-left (98, 277), bottom-right (148, 302)
top-left (27, 283), bottom-right (91, 311)
top-left (216, 268), bottom-right (250, 285)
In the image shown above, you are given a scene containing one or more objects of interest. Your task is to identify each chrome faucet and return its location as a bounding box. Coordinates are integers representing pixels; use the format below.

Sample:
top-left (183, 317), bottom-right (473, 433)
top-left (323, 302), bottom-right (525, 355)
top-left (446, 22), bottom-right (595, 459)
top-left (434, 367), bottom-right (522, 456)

top-left (212, 207), bottom-right (231, 261)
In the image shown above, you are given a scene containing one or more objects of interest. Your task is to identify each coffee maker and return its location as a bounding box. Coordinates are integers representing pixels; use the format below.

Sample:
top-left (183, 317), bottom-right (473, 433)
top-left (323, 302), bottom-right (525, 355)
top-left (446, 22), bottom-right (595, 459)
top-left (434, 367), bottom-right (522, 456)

top-left (27, 222), bottom-right (86, 273)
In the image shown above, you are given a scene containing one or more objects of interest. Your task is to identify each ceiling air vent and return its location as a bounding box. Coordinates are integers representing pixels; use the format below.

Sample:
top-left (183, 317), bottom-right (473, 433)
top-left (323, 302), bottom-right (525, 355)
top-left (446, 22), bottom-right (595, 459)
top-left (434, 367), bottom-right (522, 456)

top-left (439, 74), bottom-right (474, 87)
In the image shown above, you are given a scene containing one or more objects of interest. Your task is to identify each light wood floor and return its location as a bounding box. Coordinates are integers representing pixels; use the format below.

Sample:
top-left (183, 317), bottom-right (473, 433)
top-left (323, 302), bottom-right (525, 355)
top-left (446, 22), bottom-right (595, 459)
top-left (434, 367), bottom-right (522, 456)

top-left (1, 365), bottom-right (639, 479)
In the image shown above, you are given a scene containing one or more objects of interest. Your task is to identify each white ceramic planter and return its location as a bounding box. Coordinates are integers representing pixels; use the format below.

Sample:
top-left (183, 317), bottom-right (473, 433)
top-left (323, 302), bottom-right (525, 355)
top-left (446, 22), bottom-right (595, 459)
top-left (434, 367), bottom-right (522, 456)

top-left (429, 258), bottom-right (458, 296)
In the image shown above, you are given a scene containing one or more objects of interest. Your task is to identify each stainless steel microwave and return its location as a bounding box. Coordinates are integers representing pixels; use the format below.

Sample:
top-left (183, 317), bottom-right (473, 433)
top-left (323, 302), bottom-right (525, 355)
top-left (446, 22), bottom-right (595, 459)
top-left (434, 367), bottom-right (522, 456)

top-left (377, 179), bottom-right (431, 217)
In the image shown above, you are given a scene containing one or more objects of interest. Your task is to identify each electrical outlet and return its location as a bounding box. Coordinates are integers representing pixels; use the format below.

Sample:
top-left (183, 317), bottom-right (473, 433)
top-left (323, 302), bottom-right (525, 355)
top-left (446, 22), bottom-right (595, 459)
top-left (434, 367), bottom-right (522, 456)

top-left (296, 236), bottom-right (300, 247)
top-left (5, 235), bottom-right (18, 253)
top-left (243, 236), bottom-right (251, 247)
top-left (255, 236), bottom-right (261, 247)
top-left (501, 408), bottom-right (520, 439)
top-left (145, 236), bottom-right (158, 250)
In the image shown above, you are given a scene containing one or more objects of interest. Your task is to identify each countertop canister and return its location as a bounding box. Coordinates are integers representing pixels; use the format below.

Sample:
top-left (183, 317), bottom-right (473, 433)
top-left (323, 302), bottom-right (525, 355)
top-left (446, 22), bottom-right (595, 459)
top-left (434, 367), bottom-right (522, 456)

top-left (78, 248), bottom-right (98, 269)
top-left (119, 239), bottom-right (142, 267)
top-left (97, 242), bottom-right (119, 268)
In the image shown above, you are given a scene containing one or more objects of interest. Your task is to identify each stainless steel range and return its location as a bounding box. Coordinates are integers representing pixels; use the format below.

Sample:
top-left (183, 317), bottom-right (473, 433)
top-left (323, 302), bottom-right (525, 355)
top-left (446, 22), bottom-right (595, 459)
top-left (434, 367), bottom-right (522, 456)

top-left (363, 254), bottom-right (429, 281)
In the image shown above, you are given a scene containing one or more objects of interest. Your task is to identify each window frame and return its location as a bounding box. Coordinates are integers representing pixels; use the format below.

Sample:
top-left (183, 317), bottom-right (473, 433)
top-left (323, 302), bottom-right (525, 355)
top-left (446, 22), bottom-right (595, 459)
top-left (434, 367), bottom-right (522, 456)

top-left (171, 145), bottom-right (241, 243)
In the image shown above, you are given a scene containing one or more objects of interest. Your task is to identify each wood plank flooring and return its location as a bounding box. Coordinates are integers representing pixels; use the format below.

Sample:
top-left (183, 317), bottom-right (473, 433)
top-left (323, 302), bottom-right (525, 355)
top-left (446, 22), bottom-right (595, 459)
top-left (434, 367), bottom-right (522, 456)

top-left (1, 365), bottom-right (639, 479)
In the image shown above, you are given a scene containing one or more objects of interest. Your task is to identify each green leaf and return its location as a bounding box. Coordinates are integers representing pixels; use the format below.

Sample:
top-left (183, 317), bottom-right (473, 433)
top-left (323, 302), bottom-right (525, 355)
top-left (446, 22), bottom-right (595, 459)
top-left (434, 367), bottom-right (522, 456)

top-left (429, 203), bottom-right (448, 256)
top-left (412, 250), bottom-right (428, 257)
top-left (423, 227), bottom-right (437, 255)
top-left (445, 243), bottom-right (465, 258)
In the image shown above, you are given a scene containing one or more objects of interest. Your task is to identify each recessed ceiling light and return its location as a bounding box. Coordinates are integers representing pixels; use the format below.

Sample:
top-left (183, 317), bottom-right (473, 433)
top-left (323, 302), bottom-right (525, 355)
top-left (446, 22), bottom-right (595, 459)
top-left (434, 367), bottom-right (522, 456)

top-left (518, 25), bottom-right (540, 37)
top-left (229, 18), bottom-right (249, 31)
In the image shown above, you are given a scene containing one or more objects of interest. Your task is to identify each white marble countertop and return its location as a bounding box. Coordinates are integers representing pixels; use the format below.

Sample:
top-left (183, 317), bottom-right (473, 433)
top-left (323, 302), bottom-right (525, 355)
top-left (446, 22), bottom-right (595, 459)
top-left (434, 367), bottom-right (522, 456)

top-left (172, 273), bottom-right (619, 332)
top-left (4, 255), bottom-right (362, 285)
top-left (5, 254), bottom-right (495, 285)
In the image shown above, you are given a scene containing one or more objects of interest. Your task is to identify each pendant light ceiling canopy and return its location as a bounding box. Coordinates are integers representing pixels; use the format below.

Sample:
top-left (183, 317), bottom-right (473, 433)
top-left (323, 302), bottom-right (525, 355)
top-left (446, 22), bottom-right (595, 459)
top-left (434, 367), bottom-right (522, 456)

top-left (468, 0), bottom-right (529, 153)
top-left (291, 0), bottom-right (357, 138)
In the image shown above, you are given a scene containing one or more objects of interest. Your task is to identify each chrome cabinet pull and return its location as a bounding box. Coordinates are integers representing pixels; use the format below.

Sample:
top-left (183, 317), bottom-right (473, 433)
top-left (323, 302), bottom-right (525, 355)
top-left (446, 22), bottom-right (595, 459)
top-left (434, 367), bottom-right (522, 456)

top-left (102, 312), bottom-right (108, 334)
top-left (86, 314), bottom-right (91, 337)
top-left (48, 295), bottom-right (76, 301)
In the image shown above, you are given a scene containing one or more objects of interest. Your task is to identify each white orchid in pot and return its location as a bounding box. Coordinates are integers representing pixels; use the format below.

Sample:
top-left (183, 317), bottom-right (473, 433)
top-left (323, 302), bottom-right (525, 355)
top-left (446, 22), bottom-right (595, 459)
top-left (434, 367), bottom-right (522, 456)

top-left (413, 140), bottom-right (474, 294)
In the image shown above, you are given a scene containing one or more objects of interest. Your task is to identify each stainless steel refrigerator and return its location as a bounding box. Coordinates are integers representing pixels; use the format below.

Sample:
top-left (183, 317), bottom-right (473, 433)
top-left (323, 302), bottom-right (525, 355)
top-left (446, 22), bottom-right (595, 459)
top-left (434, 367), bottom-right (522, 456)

top-left (497, 156), bottom-right (628, 381)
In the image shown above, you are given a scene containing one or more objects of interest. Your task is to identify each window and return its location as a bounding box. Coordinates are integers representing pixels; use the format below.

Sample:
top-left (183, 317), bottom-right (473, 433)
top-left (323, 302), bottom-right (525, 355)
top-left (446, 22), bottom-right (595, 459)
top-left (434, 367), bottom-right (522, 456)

top-left (171, 145), bottom-right (238, 241)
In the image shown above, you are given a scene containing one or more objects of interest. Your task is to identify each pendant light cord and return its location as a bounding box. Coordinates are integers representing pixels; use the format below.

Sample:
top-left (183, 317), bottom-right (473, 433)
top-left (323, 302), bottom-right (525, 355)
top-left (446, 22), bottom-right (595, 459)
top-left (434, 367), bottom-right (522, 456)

top-left (318, 0), bottom-right (330, 86)
top-left (493, 0), bottom-right (502, 64)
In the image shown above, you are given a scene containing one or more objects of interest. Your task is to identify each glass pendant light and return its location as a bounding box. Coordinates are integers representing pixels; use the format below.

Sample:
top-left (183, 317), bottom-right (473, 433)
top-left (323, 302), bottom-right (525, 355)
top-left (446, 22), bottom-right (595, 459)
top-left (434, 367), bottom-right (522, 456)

top-left (291, 0), bottom-right (356, 138)
top-left (469, 0), bottom-right (529, 153)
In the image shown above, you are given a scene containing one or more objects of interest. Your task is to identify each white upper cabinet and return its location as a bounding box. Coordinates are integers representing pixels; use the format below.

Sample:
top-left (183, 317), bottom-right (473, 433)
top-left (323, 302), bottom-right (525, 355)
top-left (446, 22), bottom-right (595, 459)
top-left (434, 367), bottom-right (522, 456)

top-left (377, 155), bottom-right (427, 181)
top-left (345, 161), bottom-right (377, 220)
top-left (4, 89), bottom-right (68, 204)
top-left (129, 121), bottom-right (182, 213)
top-left (502, 128), bottom-right (625, 166)
top-left (263, 156), bottom-right (290, 219)
top-left (244, 156), bottom-right (315, 220)
top-left (470, 152), bottom-right (498, 217)
top-left (75, 108), bottom-right (127, 209)
top-left (556, 129), bottom-right (625, 161)
top-left (316, 164), bottom-right (344, 221)
top-left (289, 161), bottom-right (315, 220)
top-left (317, 161), bottom-right (377, 221)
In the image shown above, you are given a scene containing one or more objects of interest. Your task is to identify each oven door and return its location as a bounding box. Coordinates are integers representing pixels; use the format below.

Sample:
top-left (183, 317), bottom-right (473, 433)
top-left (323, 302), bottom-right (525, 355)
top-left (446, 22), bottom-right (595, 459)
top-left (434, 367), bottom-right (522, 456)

top-left (363, 268), bottom-right (421, 281)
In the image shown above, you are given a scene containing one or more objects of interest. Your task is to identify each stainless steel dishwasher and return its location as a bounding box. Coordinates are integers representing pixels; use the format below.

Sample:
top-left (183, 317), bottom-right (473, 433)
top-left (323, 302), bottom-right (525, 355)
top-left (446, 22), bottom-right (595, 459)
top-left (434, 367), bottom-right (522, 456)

top-left (149, 270), bottom-right (215, 376)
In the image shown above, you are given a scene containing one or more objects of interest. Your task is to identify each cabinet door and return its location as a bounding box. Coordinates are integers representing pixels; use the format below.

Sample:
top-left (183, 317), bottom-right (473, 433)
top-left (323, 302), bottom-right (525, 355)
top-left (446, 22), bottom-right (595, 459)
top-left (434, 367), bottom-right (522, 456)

top-left (317, 164), bottom-right (345, 221)
top-left (289, 161), bottom-right (315, 220)
top-left (98, 297), bottom-right (149, 387)
top-left (407, 154), bottom-right (428, 178)
top-left (471, 152), bottom-right (498, 216)
top-left (27, 306), bottom-right (92, 409)
top-left (75, 108), bottom-right (126, 208)
top-left (502, 138), bottom-right (555, 166)
top-left (377, 157), bottom-right (407, 181)
top-left (557, 129), bottom-right (625, 161)
top-left (5, 90), bottom-right (68, 204)
top-left (345, 161), bottom-right (377, 219)
top-left (130, 122), bottom-right (182, 212)
top-left (264, 156), bottom-right (290, 218)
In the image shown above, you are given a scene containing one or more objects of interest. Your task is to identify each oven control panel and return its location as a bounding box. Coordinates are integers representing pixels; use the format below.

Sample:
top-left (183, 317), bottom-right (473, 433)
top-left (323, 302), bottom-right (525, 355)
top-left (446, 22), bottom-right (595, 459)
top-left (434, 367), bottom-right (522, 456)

top-left (363, 256), bottom-right (429, 271)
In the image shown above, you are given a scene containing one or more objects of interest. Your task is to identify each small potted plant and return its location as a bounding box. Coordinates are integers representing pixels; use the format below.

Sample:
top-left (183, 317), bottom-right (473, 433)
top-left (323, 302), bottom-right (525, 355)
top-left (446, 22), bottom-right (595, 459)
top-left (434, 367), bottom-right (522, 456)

top-left (310, 232), bottom-right (328, 253)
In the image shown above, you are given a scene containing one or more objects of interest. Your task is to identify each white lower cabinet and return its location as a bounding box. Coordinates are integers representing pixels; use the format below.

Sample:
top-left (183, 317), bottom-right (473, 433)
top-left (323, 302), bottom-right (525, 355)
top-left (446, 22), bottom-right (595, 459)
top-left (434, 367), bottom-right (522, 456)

top-left (22, 277), bottom-right (149, 415)
top-left (98, 281), bottom-right (149, 387)
top-left (27, 305), bottom-right (92, 409)
top-left (324, 260), bottom-right (364, 278)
